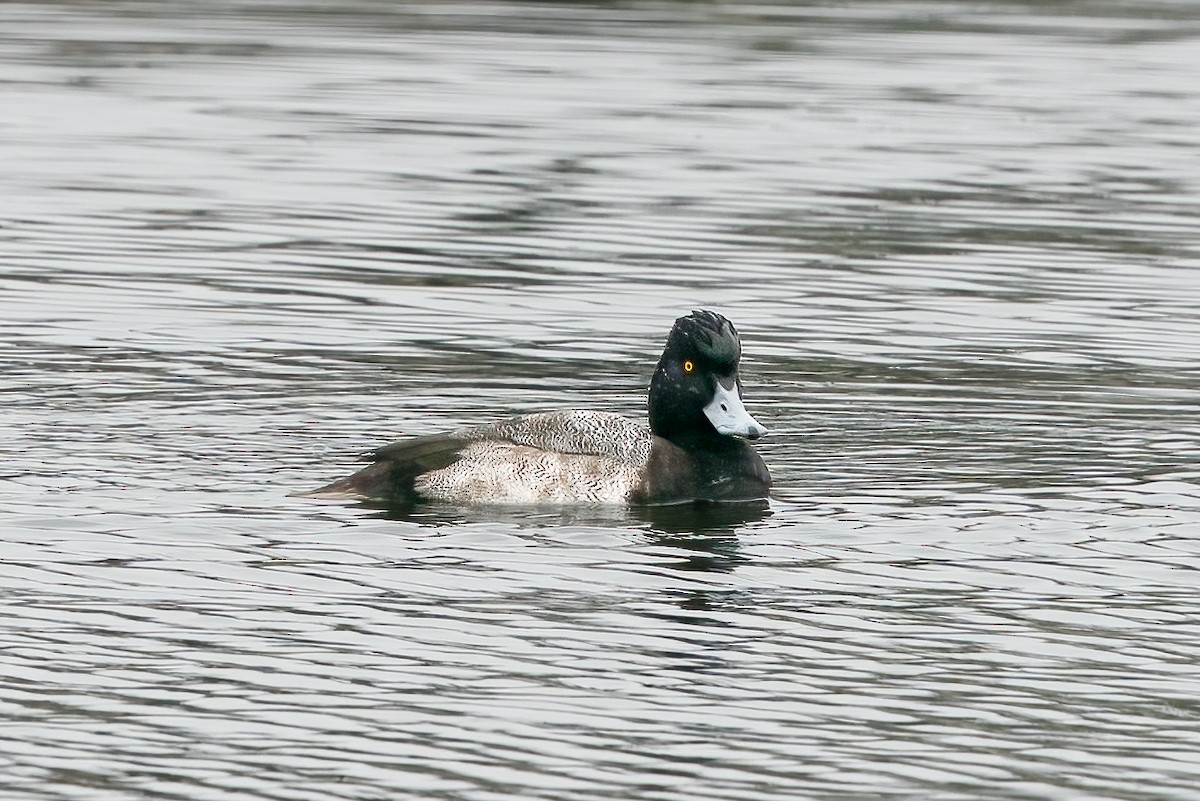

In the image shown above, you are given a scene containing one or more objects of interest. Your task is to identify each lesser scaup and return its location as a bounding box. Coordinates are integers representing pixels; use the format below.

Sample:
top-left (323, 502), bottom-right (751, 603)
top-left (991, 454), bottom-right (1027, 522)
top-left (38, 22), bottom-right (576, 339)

top-left (310, 310), bottom-right (771, 505)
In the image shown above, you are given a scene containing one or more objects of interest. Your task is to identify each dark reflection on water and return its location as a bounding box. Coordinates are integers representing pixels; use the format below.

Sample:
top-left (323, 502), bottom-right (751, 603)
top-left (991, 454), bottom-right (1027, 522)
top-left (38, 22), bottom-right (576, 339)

top-left (638, 499), bottom-right (771, 538)
top-left (4, 0), bottom-right (1200, 800)
top-left (370, 497), bottom-right (770, 536)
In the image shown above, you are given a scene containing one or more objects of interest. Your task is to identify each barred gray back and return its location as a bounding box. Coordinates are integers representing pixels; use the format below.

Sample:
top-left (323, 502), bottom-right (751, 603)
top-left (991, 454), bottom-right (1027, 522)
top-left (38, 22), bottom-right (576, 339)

top-left (458, 410), bottom-right (653, 465)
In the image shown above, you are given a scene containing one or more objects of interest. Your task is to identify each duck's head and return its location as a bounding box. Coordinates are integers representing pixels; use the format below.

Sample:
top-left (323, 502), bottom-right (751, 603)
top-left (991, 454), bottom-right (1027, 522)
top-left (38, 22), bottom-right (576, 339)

top-left (648, 310), bottom-right (767, 442)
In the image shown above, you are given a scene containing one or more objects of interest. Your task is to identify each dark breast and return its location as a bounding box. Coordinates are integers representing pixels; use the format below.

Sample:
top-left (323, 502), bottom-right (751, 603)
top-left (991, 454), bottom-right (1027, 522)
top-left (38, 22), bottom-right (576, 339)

top-left (632, 437), bottom-right (771, 504)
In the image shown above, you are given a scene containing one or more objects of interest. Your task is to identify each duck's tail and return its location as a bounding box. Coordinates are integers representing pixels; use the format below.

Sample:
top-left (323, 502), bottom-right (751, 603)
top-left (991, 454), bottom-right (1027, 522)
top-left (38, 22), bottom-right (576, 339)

top-left (304, 433), bottom-right (470, 504)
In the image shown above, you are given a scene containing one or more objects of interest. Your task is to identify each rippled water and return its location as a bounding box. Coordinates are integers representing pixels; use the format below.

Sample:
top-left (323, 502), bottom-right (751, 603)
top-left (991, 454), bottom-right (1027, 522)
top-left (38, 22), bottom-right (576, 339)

top-left (3, 1), bottom-right (1200, 799)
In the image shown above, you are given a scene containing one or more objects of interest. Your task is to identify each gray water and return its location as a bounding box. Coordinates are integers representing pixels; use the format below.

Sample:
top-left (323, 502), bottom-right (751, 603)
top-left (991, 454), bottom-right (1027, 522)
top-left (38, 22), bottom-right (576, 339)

top-left (3, 1), bottom-right (1200, 799)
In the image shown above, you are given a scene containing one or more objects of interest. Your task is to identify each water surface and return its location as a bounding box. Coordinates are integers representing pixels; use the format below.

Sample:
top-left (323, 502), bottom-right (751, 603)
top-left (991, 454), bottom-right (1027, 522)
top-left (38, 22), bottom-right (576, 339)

top-left (3, 1), bottom-right (1200, 799)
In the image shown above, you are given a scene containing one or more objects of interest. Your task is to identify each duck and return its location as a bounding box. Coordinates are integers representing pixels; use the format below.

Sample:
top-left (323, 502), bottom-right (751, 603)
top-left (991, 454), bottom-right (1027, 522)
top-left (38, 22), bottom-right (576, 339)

top-left (309, 310), bottom-right (771, 506)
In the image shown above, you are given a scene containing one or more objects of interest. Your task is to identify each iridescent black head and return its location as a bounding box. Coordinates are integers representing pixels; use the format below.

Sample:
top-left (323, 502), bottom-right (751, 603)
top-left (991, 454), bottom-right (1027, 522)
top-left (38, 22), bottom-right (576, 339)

top-left (648, 310), bottom-right (766, 441)
top-left (670, 309), bottom-right (741, 371)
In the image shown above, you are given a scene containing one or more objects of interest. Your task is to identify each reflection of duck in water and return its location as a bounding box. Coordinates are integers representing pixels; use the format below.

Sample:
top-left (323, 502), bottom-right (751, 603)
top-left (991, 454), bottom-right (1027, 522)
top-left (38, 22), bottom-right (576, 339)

top-left (310, 310), bottom-right (771, 507)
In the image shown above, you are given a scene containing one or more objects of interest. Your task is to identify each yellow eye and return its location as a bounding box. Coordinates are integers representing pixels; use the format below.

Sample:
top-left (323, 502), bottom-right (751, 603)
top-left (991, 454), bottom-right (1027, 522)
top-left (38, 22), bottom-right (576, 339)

top-left (683, 360), bottom-right (694, 373)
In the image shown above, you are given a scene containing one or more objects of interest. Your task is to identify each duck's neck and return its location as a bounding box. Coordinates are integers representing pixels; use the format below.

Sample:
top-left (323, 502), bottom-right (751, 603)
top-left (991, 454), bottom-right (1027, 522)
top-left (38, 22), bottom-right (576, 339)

top-left (661, 428), bottom-right (742, 455)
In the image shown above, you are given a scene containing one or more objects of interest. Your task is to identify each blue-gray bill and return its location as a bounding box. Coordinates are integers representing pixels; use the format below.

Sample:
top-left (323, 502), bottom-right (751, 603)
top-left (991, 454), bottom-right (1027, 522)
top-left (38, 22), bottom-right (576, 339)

top-left (703, 378), bottom-right (766, 440)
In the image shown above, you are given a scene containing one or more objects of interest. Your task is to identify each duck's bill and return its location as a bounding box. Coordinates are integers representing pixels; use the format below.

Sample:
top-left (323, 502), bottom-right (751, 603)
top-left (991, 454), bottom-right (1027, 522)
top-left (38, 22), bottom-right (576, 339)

top-left (703, 378), bottom-right (767, 440)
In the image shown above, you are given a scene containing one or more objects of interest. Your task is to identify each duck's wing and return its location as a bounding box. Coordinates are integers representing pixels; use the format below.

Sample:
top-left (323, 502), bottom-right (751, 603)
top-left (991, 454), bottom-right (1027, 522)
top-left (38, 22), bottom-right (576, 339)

top-left (307, 411), bottom-right (652, 504)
